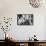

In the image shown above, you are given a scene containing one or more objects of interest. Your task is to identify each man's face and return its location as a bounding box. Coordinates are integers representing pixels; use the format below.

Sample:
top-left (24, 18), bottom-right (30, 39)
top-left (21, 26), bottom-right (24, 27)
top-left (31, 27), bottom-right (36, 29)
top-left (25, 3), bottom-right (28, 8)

top-left (25, 15), bottom-right (29, 20)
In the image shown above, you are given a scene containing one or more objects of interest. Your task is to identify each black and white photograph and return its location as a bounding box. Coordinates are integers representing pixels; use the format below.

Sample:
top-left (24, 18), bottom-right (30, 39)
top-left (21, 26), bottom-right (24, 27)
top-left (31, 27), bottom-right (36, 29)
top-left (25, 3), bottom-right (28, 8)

top-left (17, 14), bottom-right (33, 25)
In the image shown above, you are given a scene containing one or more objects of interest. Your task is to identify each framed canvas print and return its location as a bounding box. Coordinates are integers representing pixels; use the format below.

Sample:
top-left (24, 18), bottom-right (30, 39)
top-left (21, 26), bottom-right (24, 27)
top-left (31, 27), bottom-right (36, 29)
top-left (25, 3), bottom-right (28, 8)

top-left (17, 14), bottom-right (33, 25)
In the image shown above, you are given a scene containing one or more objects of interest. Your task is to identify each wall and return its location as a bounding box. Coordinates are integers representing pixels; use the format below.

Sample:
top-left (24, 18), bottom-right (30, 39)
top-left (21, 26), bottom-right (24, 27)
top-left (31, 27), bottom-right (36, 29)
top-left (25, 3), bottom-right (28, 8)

top-left (0, 0), bottom-right (46, 40)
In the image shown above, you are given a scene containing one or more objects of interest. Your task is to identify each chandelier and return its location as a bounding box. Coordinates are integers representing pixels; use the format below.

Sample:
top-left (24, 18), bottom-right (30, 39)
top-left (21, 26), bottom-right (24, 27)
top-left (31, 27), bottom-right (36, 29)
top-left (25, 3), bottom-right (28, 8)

top-left (29, 0), bottom-right (45, 8)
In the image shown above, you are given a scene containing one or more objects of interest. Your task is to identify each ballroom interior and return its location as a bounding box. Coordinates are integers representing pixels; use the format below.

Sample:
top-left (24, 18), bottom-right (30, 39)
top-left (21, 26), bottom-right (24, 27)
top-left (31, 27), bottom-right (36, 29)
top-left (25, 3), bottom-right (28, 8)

top-left (0, 0), bottom-right (46, 46)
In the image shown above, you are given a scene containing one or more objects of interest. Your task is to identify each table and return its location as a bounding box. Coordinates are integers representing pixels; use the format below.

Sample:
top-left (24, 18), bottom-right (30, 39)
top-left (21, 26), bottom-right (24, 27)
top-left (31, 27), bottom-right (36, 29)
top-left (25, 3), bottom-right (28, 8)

top-left (5, 39), bottom-right (46, 46)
